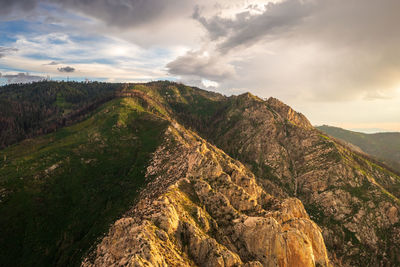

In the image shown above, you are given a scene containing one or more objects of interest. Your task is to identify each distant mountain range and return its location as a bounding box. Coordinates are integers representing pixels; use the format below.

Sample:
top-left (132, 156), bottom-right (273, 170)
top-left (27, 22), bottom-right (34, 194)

top-left (350, 128), bottom-right (392, 134)
top-left (317, 125), bottom-right (400, 173)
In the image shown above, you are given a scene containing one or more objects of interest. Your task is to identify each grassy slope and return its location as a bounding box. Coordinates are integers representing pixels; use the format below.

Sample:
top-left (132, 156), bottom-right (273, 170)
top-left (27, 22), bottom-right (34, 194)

top-left (139, 82), bottom-right (225, 118)
top-left (317, 125), bottom-right (400, 172)
top-left (0, 81), bottom-right (121, 149)
top-left (0, 97), bottom-right (168, 266)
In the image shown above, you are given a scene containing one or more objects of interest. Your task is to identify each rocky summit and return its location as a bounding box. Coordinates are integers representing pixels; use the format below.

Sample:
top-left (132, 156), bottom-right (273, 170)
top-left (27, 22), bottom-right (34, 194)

top-left (1, 81), bottom-right (399, 266)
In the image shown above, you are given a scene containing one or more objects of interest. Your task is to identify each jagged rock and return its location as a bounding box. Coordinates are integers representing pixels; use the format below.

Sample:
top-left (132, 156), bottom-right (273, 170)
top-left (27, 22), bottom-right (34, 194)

top-left (266, 97), bottom-right (313, 130)
top-left (197, 91), bottom-right (400, 266)
top-left (83, 121), bottom-right (331, 267)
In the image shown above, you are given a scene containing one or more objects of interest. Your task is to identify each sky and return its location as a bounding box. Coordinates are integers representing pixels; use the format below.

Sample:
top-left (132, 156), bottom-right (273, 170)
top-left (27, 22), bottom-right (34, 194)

top-left (0, 0), bottom-right (399, 132)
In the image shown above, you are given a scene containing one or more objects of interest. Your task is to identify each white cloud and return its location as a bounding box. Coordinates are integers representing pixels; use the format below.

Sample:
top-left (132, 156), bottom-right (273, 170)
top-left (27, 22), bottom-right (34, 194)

top-left (1, 31), bottom-right (175, 81)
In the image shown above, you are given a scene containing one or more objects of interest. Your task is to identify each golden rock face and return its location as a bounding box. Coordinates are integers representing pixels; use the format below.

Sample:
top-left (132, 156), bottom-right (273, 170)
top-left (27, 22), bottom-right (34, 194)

top-left (83, 122), bottom-right (331, 267)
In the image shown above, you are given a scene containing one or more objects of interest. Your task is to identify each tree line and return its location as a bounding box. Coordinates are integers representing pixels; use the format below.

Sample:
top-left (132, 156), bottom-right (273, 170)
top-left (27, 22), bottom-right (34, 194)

top-left (0, 81), bottom-right (122, 148)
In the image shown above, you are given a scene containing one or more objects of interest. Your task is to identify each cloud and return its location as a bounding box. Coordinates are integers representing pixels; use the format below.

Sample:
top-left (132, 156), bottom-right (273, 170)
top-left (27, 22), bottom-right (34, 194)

top-left (193, 0), bottom-right (400, 52)
top-left (0, 72), bottom-right (44, 83)
top-left (192, 6), bottom-right (230, 41)
top-left (57, 66), bottom-right (75, 73)
top-left (166, 0), bottom-right (400, 103)
top-left (0, 0), bottom-right (195, 29)
top-left (0, 0), bottom-right (37, 15)
top-left (166, 50), bottom-right (235, 82)
top-left (1, 31), bottom-right (170, 81)
top-left (0, 0), bottom-right (208, 49)
top-left (44, 61), bottom-right (60, 65)
top-left (0, 47), bottom-right (18, 58)
top-left (56, 0), bottom-right (193, 29)
top-left (193, 1), bottom-right (314, 52)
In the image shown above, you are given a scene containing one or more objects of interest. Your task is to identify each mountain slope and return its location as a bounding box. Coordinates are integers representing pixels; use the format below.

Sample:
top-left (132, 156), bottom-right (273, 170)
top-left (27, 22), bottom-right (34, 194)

top-left (0, 82), bottom-right (331, 266)
top-left (317, 125), bottom-right (400, 172)
top-left (0, 97), bottom-right (168, 266)
top-left (139, 83), bottom-right (400, 266)
top-left (0, 81), bottom-right (121, 149)
top-left (83, 118), bottom-right (330, 267)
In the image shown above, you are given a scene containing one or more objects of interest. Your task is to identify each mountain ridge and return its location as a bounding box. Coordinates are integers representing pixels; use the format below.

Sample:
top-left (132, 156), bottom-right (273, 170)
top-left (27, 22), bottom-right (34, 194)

top-left (83, 119), bottom-right (330, 266)
top-left (0, 81), bottom-right (399, 266)
top-left (317, 125), bottom-right (400, 173)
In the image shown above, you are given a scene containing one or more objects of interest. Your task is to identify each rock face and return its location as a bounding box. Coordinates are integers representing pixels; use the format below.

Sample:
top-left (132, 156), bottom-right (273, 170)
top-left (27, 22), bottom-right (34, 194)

top-left (82, 82), bottom-right (400, 266)
top-left (266, 97), bottom-right (313, 130)
top-left (195, 92), bottom-right (400, 266)
top-left (83, 121), bottom-right (331, 266)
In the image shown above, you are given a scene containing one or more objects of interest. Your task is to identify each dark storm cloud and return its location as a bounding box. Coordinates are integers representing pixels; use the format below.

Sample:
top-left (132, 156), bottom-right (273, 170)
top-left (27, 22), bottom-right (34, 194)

top-left (57, 0), bottom-right (191, 28)
top-left (192, 6), bottom-right (230, 41)
top-left (0, 47), bottom-right (18, 58)
top-left (57, 66), bottom-right (75, 73)
top-left (0, 0), bottom-right (37, 15)
top-left (0, 0), bottom-right (192, 28)
top-left (0, 73), bottom-right (44, 83)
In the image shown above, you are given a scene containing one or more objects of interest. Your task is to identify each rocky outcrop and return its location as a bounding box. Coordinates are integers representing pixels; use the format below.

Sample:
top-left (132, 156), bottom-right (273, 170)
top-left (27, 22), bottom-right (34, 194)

top-left (85, 84), bottom-right (400, 266)
top-left (88, 84), bottom-right (400, 266)
top-left (266, 97), bottom-right (313, 130)
top-left (200, 93), bottom-right (400, 266)
top-left (83, 121), bottom-right (331, 266)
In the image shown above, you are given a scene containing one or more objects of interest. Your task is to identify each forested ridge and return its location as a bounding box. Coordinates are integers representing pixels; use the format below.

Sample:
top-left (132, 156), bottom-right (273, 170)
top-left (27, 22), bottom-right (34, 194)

top-left (0, 81), bottom-right (122, 148)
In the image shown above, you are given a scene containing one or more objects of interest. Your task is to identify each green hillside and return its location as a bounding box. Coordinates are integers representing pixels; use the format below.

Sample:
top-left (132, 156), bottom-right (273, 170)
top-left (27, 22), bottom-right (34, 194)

top-left (0, 97), bottom-right (168, 266)
top-left (317, 125), bottom-right (400, 172)
top-left (0, 81), bottom-right (121, 149)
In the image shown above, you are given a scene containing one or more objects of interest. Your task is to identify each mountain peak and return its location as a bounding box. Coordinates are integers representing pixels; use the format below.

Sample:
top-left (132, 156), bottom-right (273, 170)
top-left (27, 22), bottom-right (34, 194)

top-left (237, 92), bottom-right (263, 102)
top-left (266, 97), bottom-right (313, 129)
